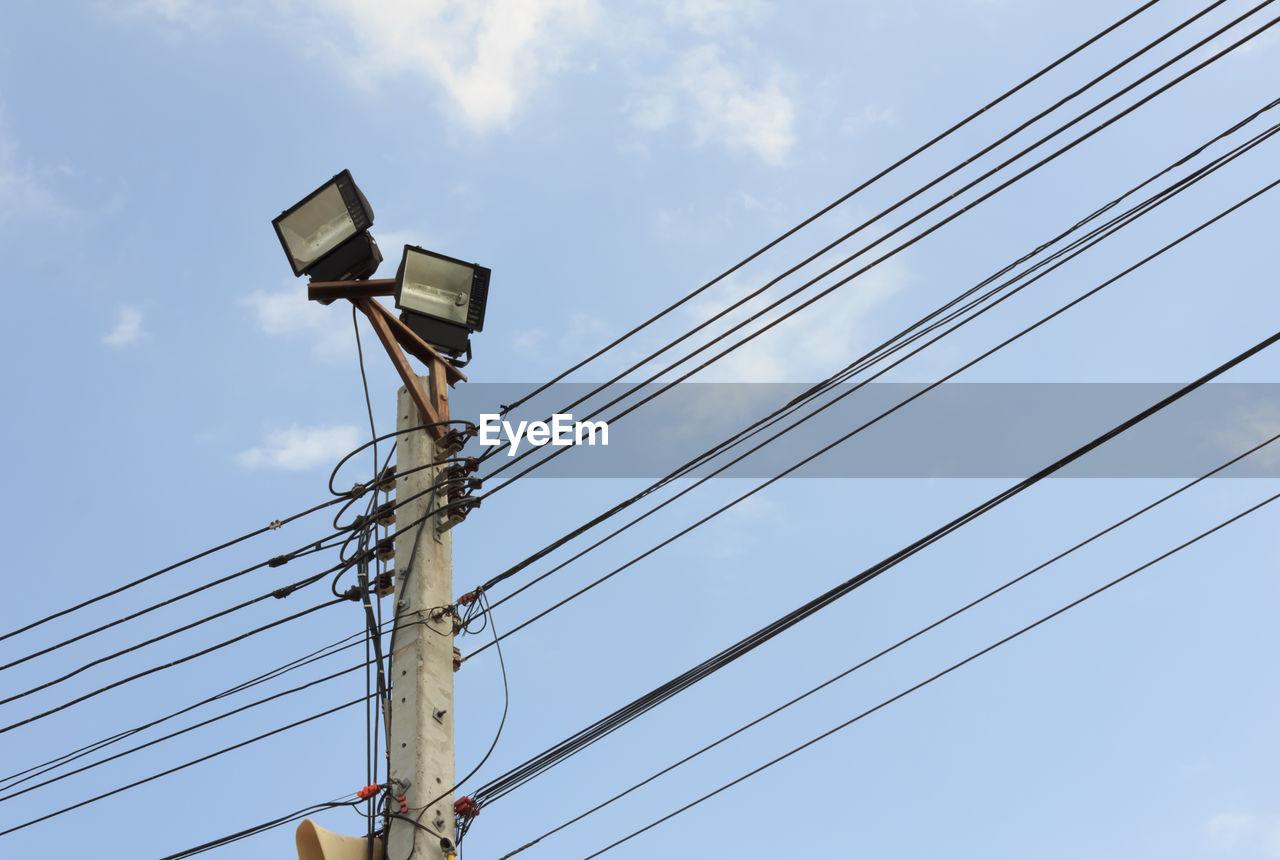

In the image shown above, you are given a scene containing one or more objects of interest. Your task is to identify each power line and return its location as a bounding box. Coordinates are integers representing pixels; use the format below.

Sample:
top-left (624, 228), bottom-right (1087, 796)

top-left (0, 658), bottom-right (373, 803)
top-left (0, 695), bottom-right (374, 837)
top-left (493, 426), bottom-right (1280, 856)
top-left (578, 488), bottom-right (1280, 858)
top-left (490, 0), bottom-right (1164, 420)
top-left (0, 493), bottom-right (351, 645)
top-left (0, 598), bottom-right (346, 736)
top-left (0, 560), bottom-right (347, 692)
top-left (469, 174), bottom-right (1280, 653)
top-left (469, 96), bottom-right (1280, 604)
top-left (0, 619), bottom-right (405, 791)
top-left (468, 325), bottom-right (1280, 806)
top-left (156, 797), bottom-right (361, 860)
top-left (478, 1), bottom-right (1280, 494)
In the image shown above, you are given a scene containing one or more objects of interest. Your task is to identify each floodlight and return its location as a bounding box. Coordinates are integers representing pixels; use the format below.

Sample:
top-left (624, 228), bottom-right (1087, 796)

top-left (394, 245), bottom-right (490, 357)
top-left (273, 170), bottom-right (382, 281)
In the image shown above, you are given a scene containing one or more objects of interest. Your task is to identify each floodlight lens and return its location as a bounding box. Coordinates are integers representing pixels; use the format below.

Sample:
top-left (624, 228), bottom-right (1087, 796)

top-left (272, 170), bottom-right (375, 278)
top-left (278, 185), bottom-right (356, 272)
top-left (399, 251), bottom-right (474, 327)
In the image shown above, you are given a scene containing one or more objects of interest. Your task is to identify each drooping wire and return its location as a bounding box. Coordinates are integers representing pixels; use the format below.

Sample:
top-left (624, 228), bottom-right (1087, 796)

top-left (493, 426), bottom-right (1280, 856)
top-left (468, 326), bottom-right (1280, 806)
top-left (467, 174), bottom-right (1280, 656)
top-left (577, 488), bottom-right (1280, 858)
top-left (489, 0), bottom-right (1165, 421)
top-left (400, 591), bottom-right (511, 856)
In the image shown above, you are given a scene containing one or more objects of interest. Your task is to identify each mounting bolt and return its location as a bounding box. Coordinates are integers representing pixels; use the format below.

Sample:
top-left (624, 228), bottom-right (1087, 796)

top-left (397, 599), bottom-right (409, 611)
top-left (432, 708), bottom-right (447, 724)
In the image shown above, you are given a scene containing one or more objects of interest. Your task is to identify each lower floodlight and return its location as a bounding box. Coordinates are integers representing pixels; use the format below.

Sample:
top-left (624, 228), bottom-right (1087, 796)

top-left (272, 169), bottom-right (382, 281)
top-left (394, 245), bottom-right (490, 358)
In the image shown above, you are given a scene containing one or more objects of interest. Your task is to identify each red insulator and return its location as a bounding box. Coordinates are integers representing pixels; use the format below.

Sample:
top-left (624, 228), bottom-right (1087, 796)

top-left (397, 793), bottom-right (409, 814)
top-left (454, 796), bottom-right (480, 819)
top-left (457, 591), bottom-right (478, 606)
top-left (357, 784), bottom-right (380, 800)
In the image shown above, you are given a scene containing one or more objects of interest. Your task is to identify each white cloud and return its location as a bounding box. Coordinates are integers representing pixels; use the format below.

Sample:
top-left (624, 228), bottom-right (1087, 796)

top-left (683, 258), bottom-right (911, 383)
top-left (661, 0), bottom-right (771, 34)
top-left (102, 307), bottom-right (145, 347)
top-left (0, 107), bottom-right (66, 225)
top-left (1203, 812), bottom-right (1280, 858)
top-left (1213, 404), bottom-right (1280, 470)
top-left (841, 103), bottom-right (897, 137)
top-left (237, 424), bottom-right (362, 470)
top-left (630, 44), bottom-right (795, 165)
top-left (310, 0), bottom-right (598, 130)
top-left (241, 286), bottom-right (354, 360)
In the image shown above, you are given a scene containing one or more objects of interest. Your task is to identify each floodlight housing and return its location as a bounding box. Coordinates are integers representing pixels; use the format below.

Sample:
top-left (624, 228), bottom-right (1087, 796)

top-left (394, 245), bottom-right (490, 357)
top-left (273, 170), bottom-right (382, 281)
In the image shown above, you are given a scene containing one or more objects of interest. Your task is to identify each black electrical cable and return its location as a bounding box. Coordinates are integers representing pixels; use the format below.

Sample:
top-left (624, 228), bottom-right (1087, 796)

top-left (0, 658), bottom-right (376, 803)
top-left (0, 561), bottom-right (348, 703)
top-left (328, 421), bottom-right (475, 498)
top-left (0, 597), bottom-right (346, 736)
top-left (398, 591), bottom-right (510, 857)
top-left (478, 0), bottom-right (1243, 472)
top-left (479, 2), bottom-right (1280, 495)
top-left (578, 488), bottom-right (1280, 858)
top-left (0, 695), bottom-right (375, 837)
top-left (0, 618), bottom-right (408, 791)
top-left (493, 426), bottom-right (1280, 856)
top-left (469, 97), bottom-right (1280, 603)
top-left (468, 326), bottom-right (1280, 805)
top-left (468, 173), bottom-right (1280, 655)
top-left (156, 797), bottom-right (362, 859)
top-left (0, 492), bottom-right (353, 646)
top-left (490, 0), bottom-right (1164, 421)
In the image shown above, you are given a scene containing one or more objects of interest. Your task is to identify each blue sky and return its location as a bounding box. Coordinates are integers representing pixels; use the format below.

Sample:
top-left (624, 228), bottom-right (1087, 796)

top-left (1, 0), bottom-right (1279, 857)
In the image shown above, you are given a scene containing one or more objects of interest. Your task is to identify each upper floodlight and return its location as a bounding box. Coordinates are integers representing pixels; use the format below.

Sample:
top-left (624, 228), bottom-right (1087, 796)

top-left (394, 245), bottom-right (490, 357)
top-left (273, 170), bottom-right (382, 281)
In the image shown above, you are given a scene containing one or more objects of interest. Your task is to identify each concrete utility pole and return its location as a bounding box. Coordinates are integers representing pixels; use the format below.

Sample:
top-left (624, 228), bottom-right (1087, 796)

top-left (387, 374), bottom-right (456, 859)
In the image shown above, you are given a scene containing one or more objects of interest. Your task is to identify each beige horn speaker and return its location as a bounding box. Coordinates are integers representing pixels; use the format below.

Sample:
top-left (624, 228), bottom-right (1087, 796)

top-left (295, 818), bottom-right (383, 860)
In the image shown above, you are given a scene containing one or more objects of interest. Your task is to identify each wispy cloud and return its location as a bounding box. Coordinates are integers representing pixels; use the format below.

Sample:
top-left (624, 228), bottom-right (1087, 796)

top-left (311, 0), bottom-right (598, 130)
top-left (102, 307), bottom-right (145, 347)
top-left (241, 286), bottom-right (353, 360)
top-left (630, 44), bottom-right (795, 165)
top-left (683, 258), bottom-right (911, 383)
top-left (1203, 811), bottom-right (1280, 857)
top-left (1213, 403), bottom-right (1280, 470)
top-left (661, 0), bottom-right (772, 34)
top-left (237, 424), bottom-right (361, 470)
top-left (0, 106), bottom-right (67, 225)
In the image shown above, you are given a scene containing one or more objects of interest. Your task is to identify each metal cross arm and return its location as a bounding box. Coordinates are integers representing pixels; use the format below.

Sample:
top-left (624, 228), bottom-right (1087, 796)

top-left (351, 297), bottom-right (463, 440)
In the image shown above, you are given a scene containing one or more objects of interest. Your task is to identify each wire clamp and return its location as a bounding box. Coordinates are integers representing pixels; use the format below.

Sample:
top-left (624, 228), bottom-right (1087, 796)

top-left (454, 796), bottom-right (480, 820)
top-left (452, 646), bottom-right (462, 672)
top-left (267, 519), bottom-right (283, 530)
